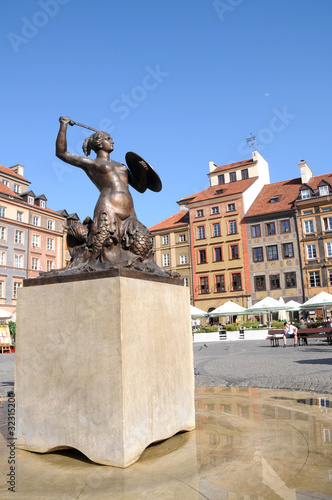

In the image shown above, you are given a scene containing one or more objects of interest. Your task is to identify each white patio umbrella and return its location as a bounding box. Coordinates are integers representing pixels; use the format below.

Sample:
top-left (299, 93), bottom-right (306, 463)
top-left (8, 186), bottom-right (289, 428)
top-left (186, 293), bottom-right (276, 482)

top-left (0, 308), bottom-right (12, 320)
top-left (285, 300), bottom-right (302, 311)
top-left (285, 300), bottom-right (302, 321)
top-left (300, 291), bottom-right (332, 319)
top-left (209, 300), bottom-right (246, 317)
top-left (278, 297), bottom-right (287, 321)
top-left (243, 296), bottom-right (289, 327)
top-left (190, 305), bottom-right (208, 319)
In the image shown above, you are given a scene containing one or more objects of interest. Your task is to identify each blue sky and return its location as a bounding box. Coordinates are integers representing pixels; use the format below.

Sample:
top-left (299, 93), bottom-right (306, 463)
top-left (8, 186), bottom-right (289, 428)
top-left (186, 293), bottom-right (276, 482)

top-left (1, 0), bottom-right (332, 228)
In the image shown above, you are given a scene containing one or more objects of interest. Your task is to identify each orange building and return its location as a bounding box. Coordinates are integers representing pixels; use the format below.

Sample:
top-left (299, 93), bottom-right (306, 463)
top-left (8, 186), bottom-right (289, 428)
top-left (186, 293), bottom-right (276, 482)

top-left (150, 151), bottom-right (270, 314)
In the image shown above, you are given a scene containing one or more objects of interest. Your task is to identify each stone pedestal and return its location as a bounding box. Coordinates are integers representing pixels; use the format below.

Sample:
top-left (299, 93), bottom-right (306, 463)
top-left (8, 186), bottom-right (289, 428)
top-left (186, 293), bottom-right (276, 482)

top-left (16, 270), bottom-right (195, 467)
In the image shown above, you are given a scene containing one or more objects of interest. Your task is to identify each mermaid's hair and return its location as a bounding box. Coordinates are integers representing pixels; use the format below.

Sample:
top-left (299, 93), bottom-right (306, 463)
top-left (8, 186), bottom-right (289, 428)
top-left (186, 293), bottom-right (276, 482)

top-left (82, 131), bottom-right (112, 156)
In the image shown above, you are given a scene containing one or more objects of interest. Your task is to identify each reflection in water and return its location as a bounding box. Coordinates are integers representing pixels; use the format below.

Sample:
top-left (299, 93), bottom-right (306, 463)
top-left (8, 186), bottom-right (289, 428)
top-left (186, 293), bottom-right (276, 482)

top-left (0, 388), bottom-right (331, 499)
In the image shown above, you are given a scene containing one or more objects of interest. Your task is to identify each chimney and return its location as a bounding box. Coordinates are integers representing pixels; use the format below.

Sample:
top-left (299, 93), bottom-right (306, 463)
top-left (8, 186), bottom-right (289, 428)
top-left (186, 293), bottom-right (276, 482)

top-left (10, 164), bottom-right (24, 177)
top-left (209, 161), bottom-right (217, 172)
top-left (298, 160), bottom-right (314, 184)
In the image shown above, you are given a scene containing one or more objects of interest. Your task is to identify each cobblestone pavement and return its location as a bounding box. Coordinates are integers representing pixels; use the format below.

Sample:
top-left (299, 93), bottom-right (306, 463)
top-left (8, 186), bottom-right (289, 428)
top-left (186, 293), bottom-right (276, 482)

top-left (194, 339), bottom-right (332, 394)
top-left (0, 353), bottom-right (14, 398)
top-left (1, 339), bottom-right (332, 398)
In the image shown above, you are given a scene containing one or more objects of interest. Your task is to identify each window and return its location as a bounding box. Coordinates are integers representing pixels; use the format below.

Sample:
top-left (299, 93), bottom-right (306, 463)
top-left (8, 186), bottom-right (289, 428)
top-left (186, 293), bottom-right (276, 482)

top-left (197, 226), bottom-right (205, 239)
top-left (47, 260), bottom-right (55, 272)
top-left (15, 254), bottom-right (23, 268)
top-left (230, 245), bottom-right (239, 259)
top-left (255, 276), bottom-right (266, 291)
top-left (180, 254), bottom-right (188, 265)
top-left (14, 184), bottom-right (20, 193)
top-left (162, 254), bottom-right (170, 267)
top-left (281, 220), bottom-right (290, 233)
top-left (270, 197), bottom-right (279, 203)
top-left (301, 189), bottom-right (311, 199)
top-left (162, 235), bottom-right (169, 245)
top-left (0, 251), bottom-right (5, 265)
top-left (309, 271), bottom-right (321, 287)
top-left (211, 206), bottom-right (219, 215)
top-left (215, 275), bottom-right (225, 292)
top-left (283, 243), bottom-right (294, 258)
top-left (47, 238), bottom-right (54, 251)
top-left (229, 220), bottom-right (237, 234)
top-left (229, 172), bottom-right (236, 182)
top-left (48, 220), bottom-right (55, 231)
top-left (285, 272), bottom-right (296, 288)
top-left (323, 217), bottom-right (332, 231)
top-left (0, 206), bottom-right (6, 218)
top-left (212, 223), bottom-right (220, 237)
top-left (251, 225), bottom-right (261, 238)
top-left (214, 247), bottom-right (222, 261)
top-left (196, 209), bottom-right (204, 217)
top-left (199, 277), bottom-right (209, 294)
top-left (40, 200), bottom-right (46, 208)
top-left (32, 257), bottom-right (39, 271)
top-left (227, 203), bottom-right (236, 212)
top-left (241, 169), bottom-right (248, 180)
top-left (232, 273), bottom-right (242, 291)
top-left (266, 222), bottom-right (276, 235)
top-left (329, 269), bottom-right (332, 285)
top-left (326, 242), bottom-right (332, 257)
top-left (218, 174), bottom-right (225, 185)
top-left (199, 249), bottom-right (207, 263)
top-left (32, 234), bottom-right (40, 248)
top-left (267, 245), bottom-right (278, 260)
top-left (307, 244), bottom-right (317, 259)
top-left (33, 215), bottom-right (40, 226)
top-left (253, 247), bottom-right (263, 262)
top-left (319, 185), bottom-right (329, 196)
top-left (321, 206), bottom-right (332, 212)
top-left (13, 282), bottom-right (22, 299)
top-left (0, 281), bottom-right (3, 298)
top-left (270, 275), bottom-right (280, 289)
top-left (28, 196), bottom-right (34, 205)
top-left (2, 180), bottom-right (9, 186)
top-left (15, 230), bottom-right (23, 245)
top-left (17, 211), bottom-right (23, 222)
top-left (179, 234), bottom-right (186, 242)
top-left (303, 209), bottom-right (313, 215)
top-left (0, 227), bottom-right (6, 240)
top-left (304, 220), bottom-right (314, 233)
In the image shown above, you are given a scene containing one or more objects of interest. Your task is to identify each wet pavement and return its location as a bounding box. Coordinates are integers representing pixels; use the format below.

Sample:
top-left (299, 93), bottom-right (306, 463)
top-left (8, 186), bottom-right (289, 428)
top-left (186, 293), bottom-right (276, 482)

top-left (194, 339), bottom-right (332, 394)
top-left (0, 343), bottom-right (332, 499)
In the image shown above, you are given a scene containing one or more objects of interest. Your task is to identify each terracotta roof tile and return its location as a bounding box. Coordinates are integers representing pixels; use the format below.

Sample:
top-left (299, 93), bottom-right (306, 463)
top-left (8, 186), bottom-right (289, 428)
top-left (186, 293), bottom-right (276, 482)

top-left (0, 183), bottom-right (22, 200)
top-left (0, 183), bottom-right (64, 217)
top-left (0, 164), bottom-right (28, 181)
top-left (245, 178), bottom-right (302, 217)
top-left (177, 177), bottom-right (258, 205)
top-left (246, 173), bottom-right (332, 218)
top-left (149, 211), bottom-right (189, 231)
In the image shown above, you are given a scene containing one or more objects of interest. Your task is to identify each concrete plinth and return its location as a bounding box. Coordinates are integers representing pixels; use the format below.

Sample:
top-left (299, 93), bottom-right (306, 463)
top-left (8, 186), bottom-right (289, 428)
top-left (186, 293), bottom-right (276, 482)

top-left (16, 270), bottom-right (195, 467)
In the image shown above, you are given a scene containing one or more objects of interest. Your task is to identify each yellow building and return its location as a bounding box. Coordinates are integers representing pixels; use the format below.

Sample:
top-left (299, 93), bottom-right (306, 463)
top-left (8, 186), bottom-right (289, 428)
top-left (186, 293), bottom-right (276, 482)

top-left (149, 211), bottom-right (193, 302)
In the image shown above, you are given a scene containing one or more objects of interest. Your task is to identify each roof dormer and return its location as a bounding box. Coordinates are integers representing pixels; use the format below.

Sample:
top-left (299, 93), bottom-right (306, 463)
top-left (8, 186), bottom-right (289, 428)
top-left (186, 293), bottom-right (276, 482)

top-left (35, 194), bottom-right (47, 208)
top-left (21, 190), bottom-right (36, 205)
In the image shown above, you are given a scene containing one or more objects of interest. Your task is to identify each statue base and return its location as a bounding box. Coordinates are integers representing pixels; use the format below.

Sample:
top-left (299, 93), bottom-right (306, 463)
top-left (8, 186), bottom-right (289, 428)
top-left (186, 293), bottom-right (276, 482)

top-left (16, 270), bottom-right (195, 468)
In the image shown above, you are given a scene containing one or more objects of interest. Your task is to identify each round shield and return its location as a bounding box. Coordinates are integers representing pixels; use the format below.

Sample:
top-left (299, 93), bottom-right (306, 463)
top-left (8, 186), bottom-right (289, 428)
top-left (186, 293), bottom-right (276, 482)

top-left (125, 152), bottom-right (162, 193)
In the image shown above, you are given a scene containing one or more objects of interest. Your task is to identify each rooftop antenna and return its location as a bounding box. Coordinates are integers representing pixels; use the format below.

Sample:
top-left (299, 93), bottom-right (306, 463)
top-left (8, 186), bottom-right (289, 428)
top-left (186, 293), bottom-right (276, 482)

top-left (246, 133), bottom-right (257, 149)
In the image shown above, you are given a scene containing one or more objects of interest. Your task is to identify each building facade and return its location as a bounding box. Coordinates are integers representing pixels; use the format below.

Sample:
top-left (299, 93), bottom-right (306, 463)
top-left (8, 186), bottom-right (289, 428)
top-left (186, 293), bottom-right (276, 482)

top-left (0, 163), bottom-right (67, 314)
top-left (294, 161), bottom-right (332, 300)
top-left (244, 179), bottom-right (304, 305)
top-left (149, 151), bottom-right (270, 313)
top-left (149, 211), bottom-right (193, 302)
